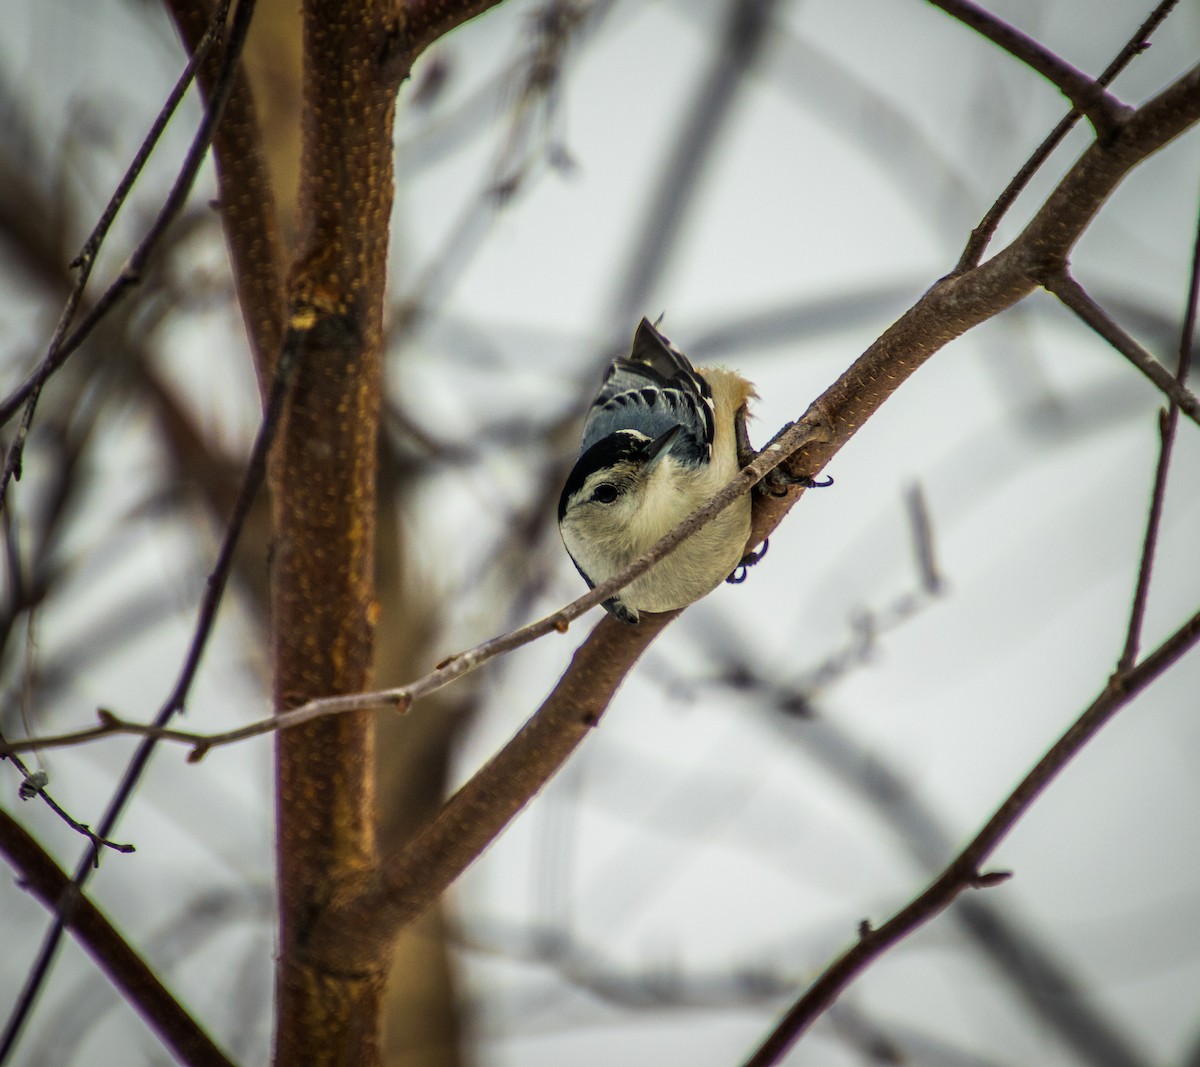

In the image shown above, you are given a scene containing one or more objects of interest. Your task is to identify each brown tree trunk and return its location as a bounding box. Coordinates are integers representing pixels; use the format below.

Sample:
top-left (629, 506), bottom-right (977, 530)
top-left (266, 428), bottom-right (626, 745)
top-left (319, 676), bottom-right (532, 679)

top-left (270, 1), bottom-right (398, 1061)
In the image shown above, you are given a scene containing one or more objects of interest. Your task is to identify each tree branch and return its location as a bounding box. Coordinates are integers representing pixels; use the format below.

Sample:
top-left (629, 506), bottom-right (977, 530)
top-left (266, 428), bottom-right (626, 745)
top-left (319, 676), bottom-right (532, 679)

top-left (1045, 271), bottom-right (1200, 427)
top-left (1117, 176), bottom-right (1200, 670)
top-left (927, 0), bottom-right (1131, 140)
top-left (305, 608), bottom-right (676, 970)
top-left (743, 602), bottom-right (1200, 1066)
top-left (0, 0), bottom-right (233, 427)
top-left (1, 748), bottom-right (133, 856)
top-left (0, 809), bottom-right (235, 1067)
top-left (672, 628), bottom-right (1151, 1067)
top-left (405, 0), bottom-right (512, 58)
top-left (163, 0), bottom-right (288, 391)
top-left (954, 0), bottom-right (1178, 272)
top-left (0, 0), bottom-right (250, 509)
top-left (749, 59), bottom-right (1200, 550)
top-left (0, 3), bottom-right (263, 1058)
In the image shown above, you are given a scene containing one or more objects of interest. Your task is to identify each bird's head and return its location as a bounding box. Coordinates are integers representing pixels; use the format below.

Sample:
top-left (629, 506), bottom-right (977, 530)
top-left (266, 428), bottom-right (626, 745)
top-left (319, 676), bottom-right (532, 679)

top-left (558, 425), bottom-right (683, 575)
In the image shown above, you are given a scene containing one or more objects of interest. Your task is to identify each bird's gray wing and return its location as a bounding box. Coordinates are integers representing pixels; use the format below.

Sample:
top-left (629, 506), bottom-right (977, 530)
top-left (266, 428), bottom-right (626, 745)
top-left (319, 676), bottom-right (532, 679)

top-left (579, 318), bottom-right (715, 466)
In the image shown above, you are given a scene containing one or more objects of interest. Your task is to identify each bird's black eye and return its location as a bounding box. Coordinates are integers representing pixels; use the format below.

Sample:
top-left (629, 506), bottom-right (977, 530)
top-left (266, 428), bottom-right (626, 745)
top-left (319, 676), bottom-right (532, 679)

top-left (591, 483), bottom-right (619, 504)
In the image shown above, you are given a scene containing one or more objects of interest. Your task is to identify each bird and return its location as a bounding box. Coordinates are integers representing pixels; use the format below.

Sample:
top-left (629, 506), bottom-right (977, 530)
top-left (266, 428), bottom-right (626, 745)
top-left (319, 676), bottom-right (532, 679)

top-left (558, 317), bottom-right (759, 625)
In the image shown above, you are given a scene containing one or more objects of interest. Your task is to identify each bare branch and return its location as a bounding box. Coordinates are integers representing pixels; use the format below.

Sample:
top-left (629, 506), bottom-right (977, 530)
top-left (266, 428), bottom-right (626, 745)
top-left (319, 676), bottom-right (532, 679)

top-left (1118, 179), bottom-right (1200, 670)
top-left (0, 0), bottom-right (244, 509)
top-left (743, 689), bottom-right (1150, 1067)
top-left (0, 3), bottom-right (274, 1037)
top-left (744, 62), bottom-right (1200, 553)
top-left (955, 0), bottom-right (1179, 272)
top-left (743, 602), bottom-right (1200, 1066)
top-left (0, 0), bottom-right (233, 426)
top-left (304, 607), bottom-right (675, 971)
top-left (1045, 271), bottom-right (1200, 427)
top-left (405, 0), bottom-right (513, 58)
top-left (927, 0), bottom-right (1131, 139)
top-left (0, 809), bottom-right (234, 1067)
top-left (8, 760), bottom-right (134, 858)
top-left (164, 0), bottom-right (288, 388)
top-left (0, 582), bottom-right (136, 855)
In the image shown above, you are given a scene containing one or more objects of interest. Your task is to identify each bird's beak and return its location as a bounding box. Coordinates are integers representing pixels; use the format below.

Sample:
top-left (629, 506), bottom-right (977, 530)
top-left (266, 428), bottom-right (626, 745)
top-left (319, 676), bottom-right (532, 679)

top-left (642, 425), bottom-right (682, 473)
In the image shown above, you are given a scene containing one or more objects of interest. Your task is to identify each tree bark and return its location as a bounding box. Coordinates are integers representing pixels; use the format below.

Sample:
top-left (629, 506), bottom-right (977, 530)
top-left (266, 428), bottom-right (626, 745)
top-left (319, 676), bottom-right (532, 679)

top-left (268, 2), bottom-right (507, 1061)
top-left (271, 2), bottom-right (398, 1062)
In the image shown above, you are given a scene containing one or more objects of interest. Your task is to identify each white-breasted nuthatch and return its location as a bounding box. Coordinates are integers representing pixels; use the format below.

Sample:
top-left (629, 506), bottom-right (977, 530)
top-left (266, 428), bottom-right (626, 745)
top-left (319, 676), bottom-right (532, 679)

top-left (557, 317), bottom-right (762, 625)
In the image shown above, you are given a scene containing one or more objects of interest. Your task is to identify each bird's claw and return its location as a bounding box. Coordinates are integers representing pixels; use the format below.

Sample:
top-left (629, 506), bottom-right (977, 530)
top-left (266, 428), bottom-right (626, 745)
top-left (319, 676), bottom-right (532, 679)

top-left (760, 468), bottom-right (834, 498)
top-left (726, 538), bottom-right (769, 584)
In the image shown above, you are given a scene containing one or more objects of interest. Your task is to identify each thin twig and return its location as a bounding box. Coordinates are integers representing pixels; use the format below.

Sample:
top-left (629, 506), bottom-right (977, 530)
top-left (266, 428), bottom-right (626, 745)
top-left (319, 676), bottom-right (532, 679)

top-left (20, 778), bottom-right (135, 860)
top-left (927, 0), bottom-right (1130, 140)
top-left (1118, 174), bottom-right (1200, 670)
top-left (2, 471), bottom-right (125, 857)
top-left (0, 2), bottom-right (261, 1059)
top-left (1045, 271), bottom-right (1200, 427)
top-left (0, 736), bottom-right (134, 856)
top-left (0, 0), bottom-right (232, 428)
top-left (1, 408), bottom-right (832, 760)
top-left (955, 0), bottom-right (1178, 272)
top-left (0, 0), bottom-right (234, 511)
top-left (750, 487), bottom-right (944, 697)
top-left (743, 602), bottom-right (1200, 1067)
